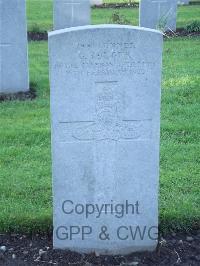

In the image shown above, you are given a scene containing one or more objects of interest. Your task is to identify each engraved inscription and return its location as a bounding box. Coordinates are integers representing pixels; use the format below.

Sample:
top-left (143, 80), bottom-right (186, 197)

top-left (0, 43), bottom-right (11, 48)
top-left (53, 41), bottom-right (156, 77)
top-left (64, 2), bottom-right (81, 25)
top-left (151, 0), bottom-right (173, 29)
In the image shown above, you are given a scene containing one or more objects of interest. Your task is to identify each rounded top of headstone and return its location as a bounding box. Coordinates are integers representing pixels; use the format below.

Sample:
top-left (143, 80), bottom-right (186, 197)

top-left (48, 24), bottom-right (163, 38)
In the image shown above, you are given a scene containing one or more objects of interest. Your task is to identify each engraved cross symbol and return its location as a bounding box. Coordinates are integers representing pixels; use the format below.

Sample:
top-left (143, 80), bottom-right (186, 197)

top-left (58, 81), bottom-right (153, 198)
top-left (59, 81), bottom-right (152, 143)
top-left (152, 0), bottom-right (168, 2)
top-left (0, 43), bottom-right (11, 87)
top-left (151, 0), bottom-right (168, 15)
top-left (151, 0), bottom-right (168, 4)
top-left (0, 43), bottom-right (11, 48)
top-left (64, 1), bottom-right (81, 25)
top-left (151, 0), bottom-right (172, 29)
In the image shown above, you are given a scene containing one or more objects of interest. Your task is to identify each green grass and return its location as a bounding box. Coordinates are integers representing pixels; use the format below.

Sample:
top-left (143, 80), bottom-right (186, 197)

top-left (160, 37), bottom-right (200, 231)
top-left (0, 36), bottom-right (199, 233)
top-left (0, 0), bottom-right (200, 234)
top-left (0, 42), bottom-right (52, 233)
top-left (27, 0), bottom-right (200, 32)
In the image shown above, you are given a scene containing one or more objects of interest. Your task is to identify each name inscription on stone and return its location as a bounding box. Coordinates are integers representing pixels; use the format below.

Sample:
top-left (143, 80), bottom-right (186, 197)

top-left (53, 41), bottom-right (156, 77)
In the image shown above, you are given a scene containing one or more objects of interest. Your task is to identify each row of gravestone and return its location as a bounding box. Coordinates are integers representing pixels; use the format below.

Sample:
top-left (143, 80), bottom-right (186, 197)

top-left (0, 0), bottom-right (98, 94)
top-left (0, 0), bottom-right (188, 255)
top-left (54, 0), bottom-right (189, 31)
top-left (0, 0), bottom-right (190, 94)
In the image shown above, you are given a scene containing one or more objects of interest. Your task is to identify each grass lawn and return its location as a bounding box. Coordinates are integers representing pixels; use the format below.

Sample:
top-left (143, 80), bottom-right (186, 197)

top-left (27, 0), bottom-right (200, 32)
top-left (0, 2), bottom-right (199, 234)
top-left (0, 36), bottom-right (199, 233)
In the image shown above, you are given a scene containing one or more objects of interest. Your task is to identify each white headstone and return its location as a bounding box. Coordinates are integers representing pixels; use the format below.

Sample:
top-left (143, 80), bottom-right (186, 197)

top-left (140, 0), bottom-right (178, 31)
top-left (53, 0), bottom-right (91, 30)
top-left (49, 25), bottom-right (163, 255)
top-left (0, 0), bottom-right (29, 93)
top-left (90, 0), bottom-right (103, 5)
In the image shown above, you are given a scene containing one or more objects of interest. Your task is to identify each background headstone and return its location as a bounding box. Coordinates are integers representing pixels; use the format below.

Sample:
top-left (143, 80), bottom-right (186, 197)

top-left (53, 0), bottom-right (91, 30)
top-left (90, 0), bottom-right (103, 5)
top-left (140, 0), bottom-right (178, 31)
top-left (0, 0), bottom-right (29, 94)
top-left (177, 0), bottom-right (189, 5)
top-left (49, 25), bottom-right (163, 255)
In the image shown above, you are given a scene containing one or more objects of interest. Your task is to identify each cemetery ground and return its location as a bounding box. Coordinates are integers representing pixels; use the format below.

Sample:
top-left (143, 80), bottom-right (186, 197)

top-left (0, 2), bottom-right (200, 266)
top-left (27, 1), bottom-right (200, 33)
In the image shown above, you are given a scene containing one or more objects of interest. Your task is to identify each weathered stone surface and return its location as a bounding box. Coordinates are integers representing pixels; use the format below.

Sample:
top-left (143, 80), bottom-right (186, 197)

top-left (90, 0), bottom-right (103, 5)
top-left (49, 25), bottom-right (163, 255)
top-left (177, 0), bottom-right (189, 5)
top-left (53, 0), bottom-right (90, 30)
top-left (0, 0), bottom-right (29, 93)
top-left (140, 0), bottom-right (177, 31)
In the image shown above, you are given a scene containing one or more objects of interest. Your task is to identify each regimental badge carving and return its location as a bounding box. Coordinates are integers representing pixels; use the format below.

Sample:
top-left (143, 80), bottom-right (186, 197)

top-left (59, 81), bottom-right (152, 142)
